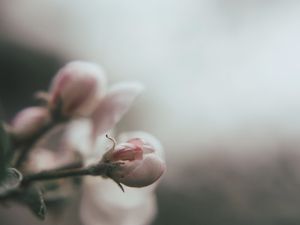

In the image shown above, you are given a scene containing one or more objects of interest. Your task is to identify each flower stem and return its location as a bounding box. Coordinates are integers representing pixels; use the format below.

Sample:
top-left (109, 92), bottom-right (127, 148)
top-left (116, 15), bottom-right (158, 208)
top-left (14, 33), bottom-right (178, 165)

top-left (21, 163), bottom-right (114, 186)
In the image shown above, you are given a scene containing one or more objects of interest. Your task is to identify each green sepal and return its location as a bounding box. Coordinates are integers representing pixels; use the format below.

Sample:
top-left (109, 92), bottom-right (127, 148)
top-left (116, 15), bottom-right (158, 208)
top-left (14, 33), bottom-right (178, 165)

top-left (21, 186), bottom-right (47, 220)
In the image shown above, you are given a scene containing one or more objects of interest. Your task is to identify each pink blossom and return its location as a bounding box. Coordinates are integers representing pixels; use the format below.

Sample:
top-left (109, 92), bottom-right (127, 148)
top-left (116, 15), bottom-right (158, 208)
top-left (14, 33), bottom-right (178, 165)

top-left (49, 61), bottom-right (106, 116)
top-left (10, 106), bottom-right (50, 140)
top-left (104, 132), bottom-right (166, 188)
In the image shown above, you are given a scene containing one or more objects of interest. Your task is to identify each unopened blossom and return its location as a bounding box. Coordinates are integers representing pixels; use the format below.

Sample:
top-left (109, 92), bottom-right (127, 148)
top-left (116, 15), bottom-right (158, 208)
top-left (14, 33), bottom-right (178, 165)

top-left (80, 131), bottom-right (164, 225)
top-left (10, 106), bottom-right (50, 140)
top-left (49, 61), bottom-right (106, 117)
top-left (103, 132), bottom-right (166, 188)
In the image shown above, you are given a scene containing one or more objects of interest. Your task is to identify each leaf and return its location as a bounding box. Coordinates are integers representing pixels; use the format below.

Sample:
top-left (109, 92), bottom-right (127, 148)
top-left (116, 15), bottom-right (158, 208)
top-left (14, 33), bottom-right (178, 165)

top-left (0, 122), bottom-right (11, 182)
top-left (21, 187), bottom-right (47, 220)
top-left (0, 168), bottom-right (22, 196)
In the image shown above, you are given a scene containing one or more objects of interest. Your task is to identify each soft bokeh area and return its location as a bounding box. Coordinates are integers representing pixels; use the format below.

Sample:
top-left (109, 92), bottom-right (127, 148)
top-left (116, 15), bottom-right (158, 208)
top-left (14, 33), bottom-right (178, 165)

top-left (1, 1), bottom-right (300, 224)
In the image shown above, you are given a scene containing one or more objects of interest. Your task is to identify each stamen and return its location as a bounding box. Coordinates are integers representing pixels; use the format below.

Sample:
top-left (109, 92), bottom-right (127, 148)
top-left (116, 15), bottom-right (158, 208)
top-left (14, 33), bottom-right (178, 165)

top-left (105, 134), bottom-right (117, 151)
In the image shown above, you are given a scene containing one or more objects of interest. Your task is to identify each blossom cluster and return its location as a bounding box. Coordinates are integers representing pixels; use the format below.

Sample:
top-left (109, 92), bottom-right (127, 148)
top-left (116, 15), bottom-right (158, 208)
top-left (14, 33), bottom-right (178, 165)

top-left (2, 61), bottom-right (166, 225)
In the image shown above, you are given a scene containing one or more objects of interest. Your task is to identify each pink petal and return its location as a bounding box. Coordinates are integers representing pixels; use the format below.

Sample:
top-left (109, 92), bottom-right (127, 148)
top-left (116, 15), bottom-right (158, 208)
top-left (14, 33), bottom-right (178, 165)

top-left (91, 82), bottom-right (144, 141)
top-left (112, 143), bottom-right (143, 161)
top-left (49, 61), bottom-right (107, 116)
top-left (63, 77), bottom-right (97, 115)
top-left (118, 131), bottom-right (165, 159)
top-left (11, 106), bottom-right (50, 140)
top-left (127, 138), bottom-right (144, 148)
top-left (118, 155), bottom-right (166, 187)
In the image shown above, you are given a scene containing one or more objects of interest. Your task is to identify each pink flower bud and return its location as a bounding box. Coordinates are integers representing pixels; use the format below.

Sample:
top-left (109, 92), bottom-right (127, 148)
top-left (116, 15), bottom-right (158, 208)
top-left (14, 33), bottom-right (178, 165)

top-left (105, 133), bottom-right (166, 188)
top-left (11, 106), bottom-right (50, 140)
top-left (49, 61), bottom-right (107, 116)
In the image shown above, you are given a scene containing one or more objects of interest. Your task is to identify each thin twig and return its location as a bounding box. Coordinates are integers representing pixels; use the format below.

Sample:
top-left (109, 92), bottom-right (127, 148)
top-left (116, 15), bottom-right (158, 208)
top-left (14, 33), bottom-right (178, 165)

top-left (21, 163), bottom-right (113, 186)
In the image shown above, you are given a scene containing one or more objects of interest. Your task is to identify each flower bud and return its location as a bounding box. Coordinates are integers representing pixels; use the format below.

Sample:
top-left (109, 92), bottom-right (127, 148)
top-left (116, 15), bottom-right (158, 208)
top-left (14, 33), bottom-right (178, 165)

top-left (49, 61), bottom-right (107, 116)
top-left (10, 106), bottom-right (50, 140)
top-left (105, 133), bottom-right (166, 188)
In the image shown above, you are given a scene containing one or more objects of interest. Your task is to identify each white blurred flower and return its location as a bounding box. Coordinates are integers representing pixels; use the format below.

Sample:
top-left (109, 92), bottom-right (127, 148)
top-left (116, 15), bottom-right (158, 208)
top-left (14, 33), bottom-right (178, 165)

top-left (81, 178), bottom-right (157, 225)
top-left (64, 119), bottom-right (94, 158)
top-left (65, 81), bottom-right (144, 157)
top-left (91, 82), bottom-right (144, 141)
top-left (25, 125), bottom-right (77, 173)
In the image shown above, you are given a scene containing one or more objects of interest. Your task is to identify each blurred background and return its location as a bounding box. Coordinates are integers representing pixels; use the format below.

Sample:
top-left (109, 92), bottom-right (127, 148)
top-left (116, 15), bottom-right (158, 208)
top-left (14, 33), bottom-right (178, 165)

top-left (1, 0), bottom-right (300, 224)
